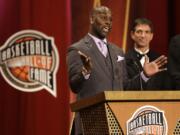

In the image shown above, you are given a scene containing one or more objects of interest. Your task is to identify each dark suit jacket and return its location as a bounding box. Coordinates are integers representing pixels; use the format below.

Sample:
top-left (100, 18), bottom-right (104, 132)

top-left (125, 48), bottom-right (172, 90)
top-left (168, 34), bottom-right (180, 89)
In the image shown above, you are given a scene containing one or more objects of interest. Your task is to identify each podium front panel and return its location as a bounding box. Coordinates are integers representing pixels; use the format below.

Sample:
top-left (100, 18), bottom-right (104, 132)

top-left (79, 101), bottom-right (180, 135)
top-left (71, 91), bottom-right (180, 135)
top-left (108, 101), bottom-right (180, 134)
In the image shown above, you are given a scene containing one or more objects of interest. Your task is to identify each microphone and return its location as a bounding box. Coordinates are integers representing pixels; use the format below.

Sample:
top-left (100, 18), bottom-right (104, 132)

top-left (133, 61), bottom-right (143, 90)
top-left (102, 41), bottom-right (114, 90)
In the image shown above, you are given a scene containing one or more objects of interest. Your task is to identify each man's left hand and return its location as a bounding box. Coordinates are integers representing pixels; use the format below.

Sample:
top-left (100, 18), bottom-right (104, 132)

top-left (143, 55), bottom-right (167, 77)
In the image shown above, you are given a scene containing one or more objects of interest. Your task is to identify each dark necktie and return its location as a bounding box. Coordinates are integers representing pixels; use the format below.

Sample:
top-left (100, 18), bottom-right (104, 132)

top-left (137, 53), bottom-right (146, 60)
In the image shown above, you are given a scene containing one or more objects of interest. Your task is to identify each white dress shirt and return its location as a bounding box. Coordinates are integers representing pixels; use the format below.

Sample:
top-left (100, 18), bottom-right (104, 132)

top-left (134, 47), bottom-right (149, 66)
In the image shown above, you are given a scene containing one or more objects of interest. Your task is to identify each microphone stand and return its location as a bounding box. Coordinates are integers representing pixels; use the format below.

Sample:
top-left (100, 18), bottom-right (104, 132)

top-left (104, 41), bottom-right (114, 90)
top-left (133, 61), bottom-right (143, 90)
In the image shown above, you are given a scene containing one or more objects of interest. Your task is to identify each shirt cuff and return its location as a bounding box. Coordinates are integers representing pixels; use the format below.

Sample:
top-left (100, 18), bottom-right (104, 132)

top-left (140, 72), bottom-right (149, 82)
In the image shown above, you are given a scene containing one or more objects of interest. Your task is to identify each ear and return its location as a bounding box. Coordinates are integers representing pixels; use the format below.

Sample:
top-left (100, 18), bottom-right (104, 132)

top-left (90, 17), bottom-right (94, 24)
top-left (150, 33), bottom-right (154, 40)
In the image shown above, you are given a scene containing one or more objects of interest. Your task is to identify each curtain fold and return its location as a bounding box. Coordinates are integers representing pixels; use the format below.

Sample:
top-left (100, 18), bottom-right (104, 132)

top-left (0, 0), bottom-right (72, 135)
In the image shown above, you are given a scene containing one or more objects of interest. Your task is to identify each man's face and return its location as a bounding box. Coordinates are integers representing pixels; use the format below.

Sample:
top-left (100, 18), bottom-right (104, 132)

top-left (131, 24), bottom-right (153, 48)
top-left (91, 9), bottom-right (112, 39)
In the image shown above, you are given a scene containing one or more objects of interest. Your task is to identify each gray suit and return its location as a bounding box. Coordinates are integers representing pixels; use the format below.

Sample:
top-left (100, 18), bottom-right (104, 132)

top-left (67, 35), bottom-right (142, 135)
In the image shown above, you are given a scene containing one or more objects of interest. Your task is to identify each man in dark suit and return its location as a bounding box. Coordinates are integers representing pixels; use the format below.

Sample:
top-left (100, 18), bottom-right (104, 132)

top-left (125, 18), bottom-right (171, 90)
top-left (168, 34), bottom-right (180, 89)
top-left (67, 7), bottom-right (167, 135)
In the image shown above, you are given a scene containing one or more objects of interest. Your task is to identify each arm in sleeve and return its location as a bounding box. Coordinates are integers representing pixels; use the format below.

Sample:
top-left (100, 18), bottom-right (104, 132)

top-left (66, 48), bottom-right (86, 93)
top-left (122, 59), bottom-right (148, 90)
top-left (168, 35), bottom-right (180, 89)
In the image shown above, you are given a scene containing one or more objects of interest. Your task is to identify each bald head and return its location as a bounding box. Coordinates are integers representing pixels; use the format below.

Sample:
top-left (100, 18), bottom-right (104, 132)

top-left (90, 6), bottom-right (112, 18)
top-left (89, 6), bottom-right (112, 39)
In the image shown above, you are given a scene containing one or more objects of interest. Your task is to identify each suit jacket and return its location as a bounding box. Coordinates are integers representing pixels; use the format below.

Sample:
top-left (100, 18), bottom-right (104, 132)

top-left (67, 35), bottom-right (143, 99)
top-left (125, 48), bottom-right (172, 90)
top-left (168, 34), bottom-right (180, 89)
top-left (67, 35), bottom-right (142, 135)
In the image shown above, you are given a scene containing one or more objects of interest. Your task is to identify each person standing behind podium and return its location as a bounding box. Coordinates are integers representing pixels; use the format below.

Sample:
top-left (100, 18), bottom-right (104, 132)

top-left (125, 18), bottom-right (171, 90)
top-left (168, 34), bottom-right (180, 89)
top-left (67, 6), bottom-right (167, 135)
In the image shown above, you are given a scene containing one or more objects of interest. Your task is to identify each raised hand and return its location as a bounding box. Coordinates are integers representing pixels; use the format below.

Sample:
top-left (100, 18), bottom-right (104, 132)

top-left (143, 55), bottom-right (167, 77)
top-left (78, 51), bottom-right (92, 74)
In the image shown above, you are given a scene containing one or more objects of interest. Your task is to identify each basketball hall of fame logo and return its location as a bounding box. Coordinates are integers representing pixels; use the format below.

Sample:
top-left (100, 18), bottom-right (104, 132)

top-left (0, 30), bottom-right (59, 97)
top-left (127, 105), bottom-right (168, 135)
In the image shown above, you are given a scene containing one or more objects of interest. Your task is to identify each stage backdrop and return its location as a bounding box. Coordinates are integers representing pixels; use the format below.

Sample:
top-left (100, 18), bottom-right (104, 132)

top-left (72, 0), bottom-right (180, 55)
top-left (0, 0), bottom-right (72, 135)
top-left (0, 0), bottom-right (180, 135)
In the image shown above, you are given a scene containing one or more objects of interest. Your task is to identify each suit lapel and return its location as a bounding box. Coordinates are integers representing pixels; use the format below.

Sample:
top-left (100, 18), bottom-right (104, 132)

top-left (106, 44), bottom-right (118, 76)
top-left (132, 49), bottom-right (143, 69)
top-left (83, 35), bottom-right (112, 78)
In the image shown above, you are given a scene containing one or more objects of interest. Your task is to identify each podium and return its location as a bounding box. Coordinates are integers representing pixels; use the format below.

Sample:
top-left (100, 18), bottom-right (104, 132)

top-left (71, 91), bottom-right (180, 135)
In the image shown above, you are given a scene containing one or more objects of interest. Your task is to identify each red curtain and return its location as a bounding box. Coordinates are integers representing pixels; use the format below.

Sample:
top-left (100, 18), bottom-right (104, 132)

top-left (71, 0), bottom-right (127, 48)
top-left (1, 0), bottom-right (180, 135)
top-left (72, 0), bottom-right (180, 55)
top-left (0, 0), bottom-right (72, 135)
top-left (126, 0), bottom-right (180, 54)
top-left (126, 0), bottom-right (169, 54)
top-left (169, 0), bottom-right (180, 36)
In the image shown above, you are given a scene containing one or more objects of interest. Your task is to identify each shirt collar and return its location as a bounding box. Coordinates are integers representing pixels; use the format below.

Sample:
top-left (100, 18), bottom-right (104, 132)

top-left (88, 33), bottom-right (107, 45)
top-left (134, 47), bottom-right (149, 55)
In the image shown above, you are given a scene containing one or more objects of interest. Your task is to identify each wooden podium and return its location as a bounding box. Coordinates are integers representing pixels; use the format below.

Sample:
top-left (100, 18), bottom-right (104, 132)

top-left (71, 91), bottom-right (180, 135)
